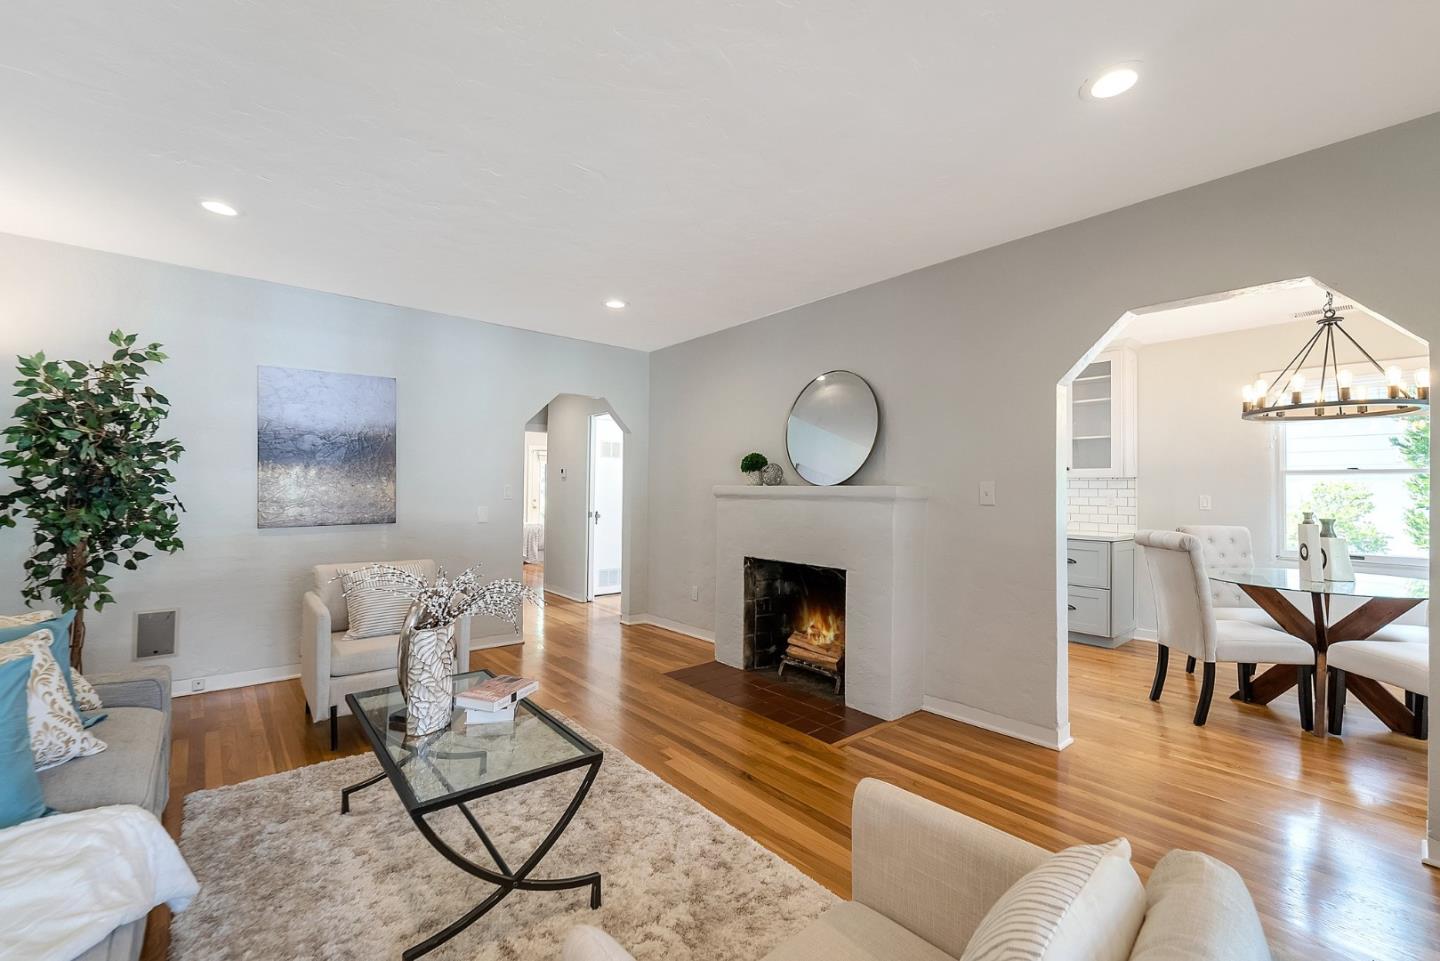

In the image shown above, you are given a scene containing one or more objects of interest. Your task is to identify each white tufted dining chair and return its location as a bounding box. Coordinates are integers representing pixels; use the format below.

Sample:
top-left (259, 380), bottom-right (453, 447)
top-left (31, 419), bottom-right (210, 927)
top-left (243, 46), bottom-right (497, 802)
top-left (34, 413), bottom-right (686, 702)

top-left (1175, 524), bottom-right (1279, 679)
top-left (1326, 631), bottom-right (1429, 738)
top-left (1136, 530), bottom-right (1316, 727)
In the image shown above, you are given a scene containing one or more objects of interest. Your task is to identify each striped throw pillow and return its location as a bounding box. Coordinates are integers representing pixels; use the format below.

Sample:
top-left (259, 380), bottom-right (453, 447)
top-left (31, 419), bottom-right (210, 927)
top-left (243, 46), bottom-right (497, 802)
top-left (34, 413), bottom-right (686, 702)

top-left (960, 838), bottom-right (1145, 961)
top-left (341, 563), bottom-right (427, 639)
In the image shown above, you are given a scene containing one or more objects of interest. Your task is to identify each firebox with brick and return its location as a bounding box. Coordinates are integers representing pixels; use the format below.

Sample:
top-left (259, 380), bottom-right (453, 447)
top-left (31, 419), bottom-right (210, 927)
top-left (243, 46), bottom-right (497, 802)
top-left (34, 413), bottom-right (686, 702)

top-left (742, 557), bottom-right (846, 694)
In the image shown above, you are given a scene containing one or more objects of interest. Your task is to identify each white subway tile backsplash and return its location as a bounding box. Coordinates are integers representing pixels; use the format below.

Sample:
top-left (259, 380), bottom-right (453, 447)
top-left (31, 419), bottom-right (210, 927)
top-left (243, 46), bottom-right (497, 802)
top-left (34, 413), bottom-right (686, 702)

top-left (1066, 476), bottom-right (1137, 534)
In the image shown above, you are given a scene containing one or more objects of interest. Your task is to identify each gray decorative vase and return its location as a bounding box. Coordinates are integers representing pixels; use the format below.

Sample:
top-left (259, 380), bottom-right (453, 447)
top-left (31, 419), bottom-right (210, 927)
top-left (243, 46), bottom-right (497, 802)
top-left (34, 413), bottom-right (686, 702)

top-left (396, 604), bottom-right (457, 738)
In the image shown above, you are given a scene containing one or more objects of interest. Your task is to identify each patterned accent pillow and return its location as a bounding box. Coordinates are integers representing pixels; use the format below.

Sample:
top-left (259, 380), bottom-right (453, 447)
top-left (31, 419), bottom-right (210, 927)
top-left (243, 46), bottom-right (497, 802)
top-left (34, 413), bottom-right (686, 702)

top-left (341, 563), bottom-right (426, 639)
top-left (0, 630), bottom-right (107, 771)
top-left (72, 671), bottom-right (103, 711)
top-left (0, 610), bottom-right (56, 627)
top-left (960, 838), bottom-right (1145, 961)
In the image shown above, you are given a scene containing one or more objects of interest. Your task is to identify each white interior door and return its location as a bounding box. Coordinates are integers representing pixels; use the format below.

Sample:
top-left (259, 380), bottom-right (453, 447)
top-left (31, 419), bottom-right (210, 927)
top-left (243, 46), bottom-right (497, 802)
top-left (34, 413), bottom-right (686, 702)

top-left (587, 413), bottom-right (624, 598)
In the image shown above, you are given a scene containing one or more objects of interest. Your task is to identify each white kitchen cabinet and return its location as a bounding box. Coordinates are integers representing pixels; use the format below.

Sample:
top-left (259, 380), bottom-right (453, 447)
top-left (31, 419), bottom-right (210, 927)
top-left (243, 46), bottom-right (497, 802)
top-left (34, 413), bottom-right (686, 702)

top-left (1066, 535), bottom-right (1136, 648)
top-left (1066, 347), bottom-right (1137, 478)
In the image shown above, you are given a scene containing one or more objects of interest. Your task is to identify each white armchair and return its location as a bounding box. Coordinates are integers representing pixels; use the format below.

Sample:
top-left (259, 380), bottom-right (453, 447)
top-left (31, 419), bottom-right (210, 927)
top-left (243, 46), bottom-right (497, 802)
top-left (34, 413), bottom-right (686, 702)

top-left (300, 559), bottom-right (472, 748)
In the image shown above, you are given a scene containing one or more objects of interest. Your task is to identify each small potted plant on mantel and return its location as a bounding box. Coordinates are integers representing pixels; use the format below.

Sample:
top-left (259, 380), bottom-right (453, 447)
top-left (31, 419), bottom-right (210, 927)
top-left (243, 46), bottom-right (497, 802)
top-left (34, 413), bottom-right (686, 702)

top-left (740, 452), bottom-right (768, 485)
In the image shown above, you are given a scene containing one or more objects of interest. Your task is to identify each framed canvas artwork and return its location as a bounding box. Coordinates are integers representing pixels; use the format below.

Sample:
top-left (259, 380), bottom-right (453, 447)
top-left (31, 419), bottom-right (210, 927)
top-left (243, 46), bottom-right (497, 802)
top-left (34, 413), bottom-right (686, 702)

top-left (256, 366), bottom-right (396, 528)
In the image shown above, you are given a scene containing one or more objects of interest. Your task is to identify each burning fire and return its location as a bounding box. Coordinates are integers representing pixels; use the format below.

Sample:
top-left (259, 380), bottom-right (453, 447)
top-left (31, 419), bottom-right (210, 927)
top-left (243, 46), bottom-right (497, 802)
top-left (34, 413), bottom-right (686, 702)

top-left (795, 598), bottom-right (844, 650)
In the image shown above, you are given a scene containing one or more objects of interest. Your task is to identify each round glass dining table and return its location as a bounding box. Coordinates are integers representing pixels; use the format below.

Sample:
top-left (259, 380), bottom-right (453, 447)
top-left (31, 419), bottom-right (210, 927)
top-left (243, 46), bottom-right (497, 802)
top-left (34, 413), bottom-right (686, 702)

top-left (1209, 567), bottom-right (1428, 737)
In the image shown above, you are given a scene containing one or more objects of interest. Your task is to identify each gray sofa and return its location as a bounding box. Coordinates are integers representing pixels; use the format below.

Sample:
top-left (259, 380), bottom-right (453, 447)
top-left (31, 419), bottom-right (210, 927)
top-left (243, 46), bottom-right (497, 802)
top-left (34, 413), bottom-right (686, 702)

top-left (37, 664), bottom-right (172, 961)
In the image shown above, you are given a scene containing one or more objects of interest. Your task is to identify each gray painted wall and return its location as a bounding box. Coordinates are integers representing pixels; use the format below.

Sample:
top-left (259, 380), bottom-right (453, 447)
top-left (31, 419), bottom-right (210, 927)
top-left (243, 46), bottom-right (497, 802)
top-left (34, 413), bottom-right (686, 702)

top-left (0, 234), bottom-right (650, 687)
top-left (645, 113), bottom-right (1440, 781)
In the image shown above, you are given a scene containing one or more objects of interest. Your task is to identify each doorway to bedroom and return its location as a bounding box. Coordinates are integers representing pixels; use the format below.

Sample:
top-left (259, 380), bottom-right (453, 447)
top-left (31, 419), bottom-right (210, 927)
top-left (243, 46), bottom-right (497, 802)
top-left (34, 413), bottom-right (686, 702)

top-left (519, 394), bottom-right (628, 610)
top-left (522, 404), bottom-right (548, 596)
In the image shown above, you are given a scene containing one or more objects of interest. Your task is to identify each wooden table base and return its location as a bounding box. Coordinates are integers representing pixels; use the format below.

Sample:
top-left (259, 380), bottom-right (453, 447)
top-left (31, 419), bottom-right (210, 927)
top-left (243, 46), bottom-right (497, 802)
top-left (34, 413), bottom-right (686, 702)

top-left (1228, 585), bottom-right (1422, 738)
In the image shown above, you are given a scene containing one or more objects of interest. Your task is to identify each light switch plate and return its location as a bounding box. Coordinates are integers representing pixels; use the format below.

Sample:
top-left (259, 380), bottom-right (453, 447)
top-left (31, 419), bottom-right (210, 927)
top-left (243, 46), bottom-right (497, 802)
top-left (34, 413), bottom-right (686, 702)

top-left (476, 506), bottom-right (489, 523)
top-left (503, 484), bottom-right (513, 500)
top-left (1199, 494), bottom-right (1213, 511)
top-left (690, 585), bottom-right (700, 601)
top-left (979, 480), bottom-right (996, 506)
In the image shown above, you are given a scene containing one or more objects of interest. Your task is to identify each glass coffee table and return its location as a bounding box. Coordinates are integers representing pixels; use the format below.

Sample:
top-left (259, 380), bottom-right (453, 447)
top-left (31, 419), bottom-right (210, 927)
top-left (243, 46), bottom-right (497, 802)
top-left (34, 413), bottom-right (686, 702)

top-left (342, 668), bottom-right (604, 960)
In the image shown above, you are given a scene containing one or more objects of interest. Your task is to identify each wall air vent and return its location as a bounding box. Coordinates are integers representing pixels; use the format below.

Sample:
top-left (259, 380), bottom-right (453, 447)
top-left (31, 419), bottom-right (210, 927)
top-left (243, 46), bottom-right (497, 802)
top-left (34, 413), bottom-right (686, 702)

top-left (136, 610), bottom-right (177, 658)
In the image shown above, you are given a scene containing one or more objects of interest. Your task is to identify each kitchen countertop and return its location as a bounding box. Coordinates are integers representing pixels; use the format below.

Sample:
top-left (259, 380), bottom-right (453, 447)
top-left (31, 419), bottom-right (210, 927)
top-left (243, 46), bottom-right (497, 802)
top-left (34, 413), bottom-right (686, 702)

top-left (1066, 530), bottom-right (1136, 542)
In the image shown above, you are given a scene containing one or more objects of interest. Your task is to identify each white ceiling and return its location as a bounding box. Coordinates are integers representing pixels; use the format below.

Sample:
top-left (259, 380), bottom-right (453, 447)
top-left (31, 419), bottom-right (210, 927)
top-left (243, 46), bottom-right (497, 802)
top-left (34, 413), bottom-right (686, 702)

top-left (3, 3), bottom-right (1440, 351)
top-left (1118, 279), bottom-right (1377, 345)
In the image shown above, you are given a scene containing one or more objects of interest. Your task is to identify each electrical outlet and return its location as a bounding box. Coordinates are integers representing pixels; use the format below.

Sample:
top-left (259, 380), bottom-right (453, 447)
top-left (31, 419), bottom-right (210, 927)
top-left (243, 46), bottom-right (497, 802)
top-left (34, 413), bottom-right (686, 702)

top-left (690, 585), bottom-right (700, 601)
top-left (189, 678), bottom-right (206, 693)
top-left (1199, 494), bottom-right (1213, 511)
top-left (979, 480), bottom-right (996, 506)
top-left (476, 506), bottom-right (489, 523)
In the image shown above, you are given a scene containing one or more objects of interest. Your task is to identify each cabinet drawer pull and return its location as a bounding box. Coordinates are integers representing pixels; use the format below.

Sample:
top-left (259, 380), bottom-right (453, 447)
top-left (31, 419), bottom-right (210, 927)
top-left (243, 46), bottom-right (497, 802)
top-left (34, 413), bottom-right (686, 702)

top-left (1067, 604), bottom-right (1077, 611)
top-left (1067, 557), bottom-right (1077, 564)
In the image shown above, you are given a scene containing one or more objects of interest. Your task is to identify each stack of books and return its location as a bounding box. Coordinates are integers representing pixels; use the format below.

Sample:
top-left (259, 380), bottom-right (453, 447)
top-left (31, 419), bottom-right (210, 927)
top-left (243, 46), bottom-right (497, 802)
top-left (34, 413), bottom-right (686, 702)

top-left (456, 675), bottom-right (539, 724)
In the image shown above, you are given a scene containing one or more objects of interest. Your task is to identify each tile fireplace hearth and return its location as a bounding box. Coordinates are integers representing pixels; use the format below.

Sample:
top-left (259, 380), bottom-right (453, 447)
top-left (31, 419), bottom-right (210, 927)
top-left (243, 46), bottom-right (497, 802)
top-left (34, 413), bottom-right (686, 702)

top-left (713, 484), bottom-right (927, 721)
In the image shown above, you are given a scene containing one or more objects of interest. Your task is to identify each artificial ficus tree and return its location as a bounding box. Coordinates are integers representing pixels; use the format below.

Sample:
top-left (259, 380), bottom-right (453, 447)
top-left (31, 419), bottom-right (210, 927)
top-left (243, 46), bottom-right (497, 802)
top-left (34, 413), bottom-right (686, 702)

top-left (0, 330), bottom-right (185, 670)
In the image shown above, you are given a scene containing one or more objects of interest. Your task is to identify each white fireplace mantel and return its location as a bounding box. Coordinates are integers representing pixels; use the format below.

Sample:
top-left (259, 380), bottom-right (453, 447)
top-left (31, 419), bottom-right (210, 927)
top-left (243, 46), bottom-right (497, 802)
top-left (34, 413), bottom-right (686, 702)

top-left (712, 484), bottom-right (929, 501)
top-left (713, 484), bottom-right (928, 720)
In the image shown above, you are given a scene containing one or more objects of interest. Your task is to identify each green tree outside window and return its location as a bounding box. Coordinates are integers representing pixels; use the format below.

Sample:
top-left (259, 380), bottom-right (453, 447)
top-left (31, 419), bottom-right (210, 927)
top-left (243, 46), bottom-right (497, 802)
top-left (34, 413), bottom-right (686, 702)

top-left (1389, 415), bottom-right (1429, 550)
top-left (1285, 481), bottom-right (1390, 555)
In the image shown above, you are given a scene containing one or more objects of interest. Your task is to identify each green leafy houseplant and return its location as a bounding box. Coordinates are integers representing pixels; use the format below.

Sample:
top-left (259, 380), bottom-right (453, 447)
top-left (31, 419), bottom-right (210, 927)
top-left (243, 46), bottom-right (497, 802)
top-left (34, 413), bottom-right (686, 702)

top-left (0, 331), bottom-right (185, 670)
top-left (740, 452), bottom-right (768, 476)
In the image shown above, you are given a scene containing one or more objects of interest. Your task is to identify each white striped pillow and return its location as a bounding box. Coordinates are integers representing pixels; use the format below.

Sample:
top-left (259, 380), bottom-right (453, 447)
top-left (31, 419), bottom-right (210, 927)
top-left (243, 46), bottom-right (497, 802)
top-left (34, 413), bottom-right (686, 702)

top-left (341, 563), bottom-right (427, 639)
top-left (960, 838), bottom-right (1145, 961)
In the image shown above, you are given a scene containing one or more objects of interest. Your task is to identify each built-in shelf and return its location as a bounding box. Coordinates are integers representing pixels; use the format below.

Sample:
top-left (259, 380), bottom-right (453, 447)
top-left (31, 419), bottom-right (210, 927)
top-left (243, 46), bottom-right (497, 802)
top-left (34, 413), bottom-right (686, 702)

top-left (1065, 348), bottom-right (1137, 477)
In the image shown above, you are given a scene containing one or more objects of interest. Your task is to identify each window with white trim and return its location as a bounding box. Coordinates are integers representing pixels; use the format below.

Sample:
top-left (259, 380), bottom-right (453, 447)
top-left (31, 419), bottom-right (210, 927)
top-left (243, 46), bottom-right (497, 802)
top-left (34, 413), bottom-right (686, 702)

top-left (1275, 355), bottom-right (1429, 563)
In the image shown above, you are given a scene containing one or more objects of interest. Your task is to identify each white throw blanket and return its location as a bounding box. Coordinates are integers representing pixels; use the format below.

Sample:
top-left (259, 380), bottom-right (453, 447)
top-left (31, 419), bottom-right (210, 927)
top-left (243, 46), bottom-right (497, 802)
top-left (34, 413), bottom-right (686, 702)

top-left (0, 804), bottom-right (198, 961)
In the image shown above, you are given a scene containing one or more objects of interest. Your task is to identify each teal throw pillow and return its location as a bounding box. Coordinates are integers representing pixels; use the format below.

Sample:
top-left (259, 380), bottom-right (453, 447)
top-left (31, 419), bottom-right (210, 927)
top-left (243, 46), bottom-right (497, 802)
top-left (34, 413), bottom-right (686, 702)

top-left (0, 655), bottom-right (47, 829)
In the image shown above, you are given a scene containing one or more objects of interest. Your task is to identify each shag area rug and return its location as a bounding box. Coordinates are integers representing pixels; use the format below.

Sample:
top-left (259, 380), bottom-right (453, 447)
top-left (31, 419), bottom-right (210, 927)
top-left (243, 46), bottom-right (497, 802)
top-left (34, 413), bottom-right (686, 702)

top-left (172, 724), bottom-right (837, 960)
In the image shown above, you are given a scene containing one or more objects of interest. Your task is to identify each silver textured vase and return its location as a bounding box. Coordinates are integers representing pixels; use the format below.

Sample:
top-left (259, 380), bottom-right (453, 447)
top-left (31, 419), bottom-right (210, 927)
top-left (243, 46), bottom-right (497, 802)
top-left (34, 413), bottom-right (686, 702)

top-left (396, 604), bottom-right (457, 738)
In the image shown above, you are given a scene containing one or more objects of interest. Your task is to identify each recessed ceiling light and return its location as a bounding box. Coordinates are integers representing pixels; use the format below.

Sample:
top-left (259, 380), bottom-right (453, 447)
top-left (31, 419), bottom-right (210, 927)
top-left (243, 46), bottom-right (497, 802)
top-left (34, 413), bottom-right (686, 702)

top-left (604, 298), bottom-right (627, 310)
top-left (1082, 63), bottom-right (1140, 100)
top-left (199, 199), bottom-right (239, 217)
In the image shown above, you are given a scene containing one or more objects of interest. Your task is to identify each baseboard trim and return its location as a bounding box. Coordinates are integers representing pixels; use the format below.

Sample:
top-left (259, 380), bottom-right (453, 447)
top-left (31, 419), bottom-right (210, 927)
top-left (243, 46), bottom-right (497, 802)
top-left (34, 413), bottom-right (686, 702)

top-left (922, 695), bottom-right (1073, 751)
top-left (620, 613), bottom-right (715, 644)
top-left (1423, 837), bottom-right (1440, 870)
top-left (543, 585), bottom-right (588, 603)
top-left (471, 632), bottom-right (525, 651)
top-left (171, 663), bottom-right (300, 698)
top-left (1131, 627), bottom-right (1158, 643)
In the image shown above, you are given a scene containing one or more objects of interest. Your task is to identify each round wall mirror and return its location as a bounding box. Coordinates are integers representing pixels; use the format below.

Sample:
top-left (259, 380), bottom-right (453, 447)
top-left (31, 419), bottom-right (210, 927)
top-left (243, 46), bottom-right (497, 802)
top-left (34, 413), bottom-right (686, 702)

top-left (786, 370), bottom-right (879, 486)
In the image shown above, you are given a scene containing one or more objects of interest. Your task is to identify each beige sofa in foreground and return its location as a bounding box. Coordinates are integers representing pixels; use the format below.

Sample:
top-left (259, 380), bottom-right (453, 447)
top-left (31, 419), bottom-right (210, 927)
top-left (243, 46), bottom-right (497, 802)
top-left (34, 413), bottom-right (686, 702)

top-left (565, 778), bottom-right (1271, 961)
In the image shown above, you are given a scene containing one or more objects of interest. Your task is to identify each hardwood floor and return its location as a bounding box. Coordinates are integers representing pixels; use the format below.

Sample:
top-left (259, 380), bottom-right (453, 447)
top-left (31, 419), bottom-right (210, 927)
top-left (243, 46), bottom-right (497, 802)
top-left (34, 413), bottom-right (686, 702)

top-left (143, 588), bottom-right (1437, 961)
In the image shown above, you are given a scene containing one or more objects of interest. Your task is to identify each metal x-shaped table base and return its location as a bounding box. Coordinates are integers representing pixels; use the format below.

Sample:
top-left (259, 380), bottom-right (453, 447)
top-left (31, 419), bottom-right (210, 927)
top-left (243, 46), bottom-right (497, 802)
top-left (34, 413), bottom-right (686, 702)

top-left (341, 759), bottom-right (602, 960)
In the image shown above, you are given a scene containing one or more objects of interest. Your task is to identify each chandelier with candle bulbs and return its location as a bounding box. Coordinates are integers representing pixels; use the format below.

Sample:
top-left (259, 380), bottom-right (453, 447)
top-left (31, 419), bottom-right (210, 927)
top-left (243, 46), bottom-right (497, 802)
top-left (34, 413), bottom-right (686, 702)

top-left (1240, 292), bottom-right (1429, 421)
